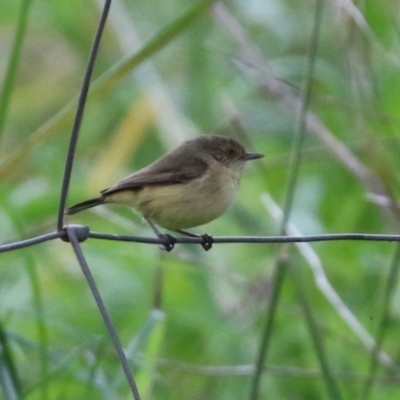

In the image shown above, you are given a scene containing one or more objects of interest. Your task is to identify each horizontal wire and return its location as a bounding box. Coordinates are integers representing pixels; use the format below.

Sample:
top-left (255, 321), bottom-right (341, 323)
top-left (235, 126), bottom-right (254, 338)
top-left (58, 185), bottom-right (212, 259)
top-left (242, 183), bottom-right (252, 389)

top-left (0, 231), bottom-right (64, 253)
top-left (88, 231), bottom-right (400, 244)
top-left (2, 228), bottom-right (400, 254)
top-left (4, 226), bottom-right (400, 253)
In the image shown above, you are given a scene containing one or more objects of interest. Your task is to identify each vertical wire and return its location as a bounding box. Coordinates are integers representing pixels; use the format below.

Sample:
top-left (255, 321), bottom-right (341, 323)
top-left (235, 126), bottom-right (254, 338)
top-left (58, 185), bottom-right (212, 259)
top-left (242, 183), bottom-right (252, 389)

top-left (57, 0), bottom-right (112, 232)
top-left (67, 226), bottom-right (142, 400)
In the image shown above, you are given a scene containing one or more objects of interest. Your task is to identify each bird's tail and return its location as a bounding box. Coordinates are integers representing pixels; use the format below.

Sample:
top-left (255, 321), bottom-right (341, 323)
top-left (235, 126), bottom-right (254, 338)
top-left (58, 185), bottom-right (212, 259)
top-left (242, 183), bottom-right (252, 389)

top-left (65, 197), bottom-right (104, 215)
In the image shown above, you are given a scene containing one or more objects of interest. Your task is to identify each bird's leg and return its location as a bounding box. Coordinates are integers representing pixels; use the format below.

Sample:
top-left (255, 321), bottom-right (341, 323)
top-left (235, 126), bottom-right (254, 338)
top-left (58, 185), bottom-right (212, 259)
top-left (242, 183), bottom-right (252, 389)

top-left (145, 218), bottom-right (176, 252)
top-left (176, 229), bottom-right (214, 251)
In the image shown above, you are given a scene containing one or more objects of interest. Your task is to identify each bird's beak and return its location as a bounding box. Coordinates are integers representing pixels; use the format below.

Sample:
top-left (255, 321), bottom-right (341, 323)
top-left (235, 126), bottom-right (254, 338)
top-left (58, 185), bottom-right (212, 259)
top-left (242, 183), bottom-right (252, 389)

top-left (245, 152), bottom-right (264, 161)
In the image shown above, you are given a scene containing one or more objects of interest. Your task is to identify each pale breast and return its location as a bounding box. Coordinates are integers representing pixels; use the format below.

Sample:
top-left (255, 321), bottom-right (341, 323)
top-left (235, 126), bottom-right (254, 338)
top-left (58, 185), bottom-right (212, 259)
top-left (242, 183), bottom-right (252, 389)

top-left (105, 163), bottom-right (242, 231)
top-left (136, 163), bottom-right (241, 230)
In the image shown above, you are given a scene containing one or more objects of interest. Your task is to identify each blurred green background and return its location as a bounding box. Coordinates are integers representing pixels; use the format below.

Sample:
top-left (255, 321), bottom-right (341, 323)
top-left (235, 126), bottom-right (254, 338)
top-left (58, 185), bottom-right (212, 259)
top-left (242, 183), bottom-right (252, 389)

top-left (2, 0), bottom-right (400, 399)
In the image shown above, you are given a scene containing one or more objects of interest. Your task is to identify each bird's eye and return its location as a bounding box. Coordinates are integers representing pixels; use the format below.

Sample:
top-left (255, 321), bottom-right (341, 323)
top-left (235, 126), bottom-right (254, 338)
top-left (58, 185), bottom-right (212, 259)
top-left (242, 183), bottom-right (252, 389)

top-left (227, 149), bottom-right (235, 157)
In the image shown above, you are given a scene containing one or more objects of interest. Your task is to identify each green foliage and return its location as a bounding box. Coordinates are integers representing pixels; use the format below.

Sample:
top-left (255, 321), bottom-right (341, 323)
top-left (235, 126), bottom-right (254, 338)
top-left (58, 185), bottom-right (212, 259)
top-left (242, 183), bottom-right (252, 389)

top-left (1, 0), bottom-right (400, 399)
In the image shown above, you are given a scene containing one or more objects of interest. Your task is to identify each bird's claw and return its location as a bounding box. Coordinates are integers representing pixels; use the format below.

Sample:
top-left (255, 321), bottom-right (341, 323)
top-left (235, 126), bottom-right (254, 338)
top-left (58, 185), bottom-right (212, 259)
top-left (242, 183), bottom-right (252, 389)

top-left (160, 234), bottom-right (177, 252)
top-left (200, 234), bottom-right (214, 251)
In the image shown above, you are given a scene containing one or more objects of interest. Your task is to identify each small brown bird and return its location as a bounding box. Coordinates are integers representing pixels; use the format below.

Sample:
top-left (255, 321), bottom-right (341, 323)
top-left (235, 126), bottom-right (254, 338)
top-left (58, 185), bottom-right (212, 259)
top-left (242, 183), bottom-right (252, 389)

top-left (66, 135), bottom-right (263, 251)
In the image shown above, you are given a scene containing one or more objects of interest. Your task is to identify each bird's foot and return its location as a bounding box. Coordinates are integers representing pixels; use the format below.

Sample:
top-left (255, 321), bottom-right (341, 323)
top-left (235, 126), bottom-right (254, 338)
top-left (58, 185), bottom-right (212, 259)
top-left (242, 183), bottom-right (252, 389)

top-left (176, 229), bottom-right (214, 251)
top-left (200, 234), bottom-right (214, 251)
top-left (159, 234), bottom-right (177, 252)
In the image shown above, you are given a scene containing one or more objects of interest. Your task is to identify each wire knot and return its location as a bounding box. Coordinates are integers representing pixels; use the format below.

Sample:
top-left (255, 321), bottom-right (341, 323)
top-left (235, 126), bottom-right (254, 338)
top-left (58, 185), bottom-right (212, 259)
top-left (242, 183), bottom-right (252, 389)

top-left (61, 224), bottom-right (90, 243)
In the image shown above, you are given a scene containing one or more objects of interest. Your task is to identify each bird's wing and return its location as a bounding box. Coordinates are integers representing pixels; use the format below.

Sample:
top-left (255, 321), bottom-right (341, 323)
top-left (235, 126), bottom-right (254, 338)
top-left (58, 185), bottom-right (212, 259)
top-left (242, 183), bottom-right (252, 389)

top-left (101, 151), bottom-right (208, 196)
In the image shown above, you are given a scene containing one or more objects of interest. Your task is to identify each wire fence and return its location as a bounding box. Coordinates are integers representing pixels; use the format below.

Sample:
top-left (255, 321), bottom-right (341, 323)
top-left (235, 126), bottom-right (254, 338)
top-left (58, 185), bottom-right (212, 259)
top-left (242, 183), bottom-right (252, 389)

top-left (2, 1), bottom-right (400, 400)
